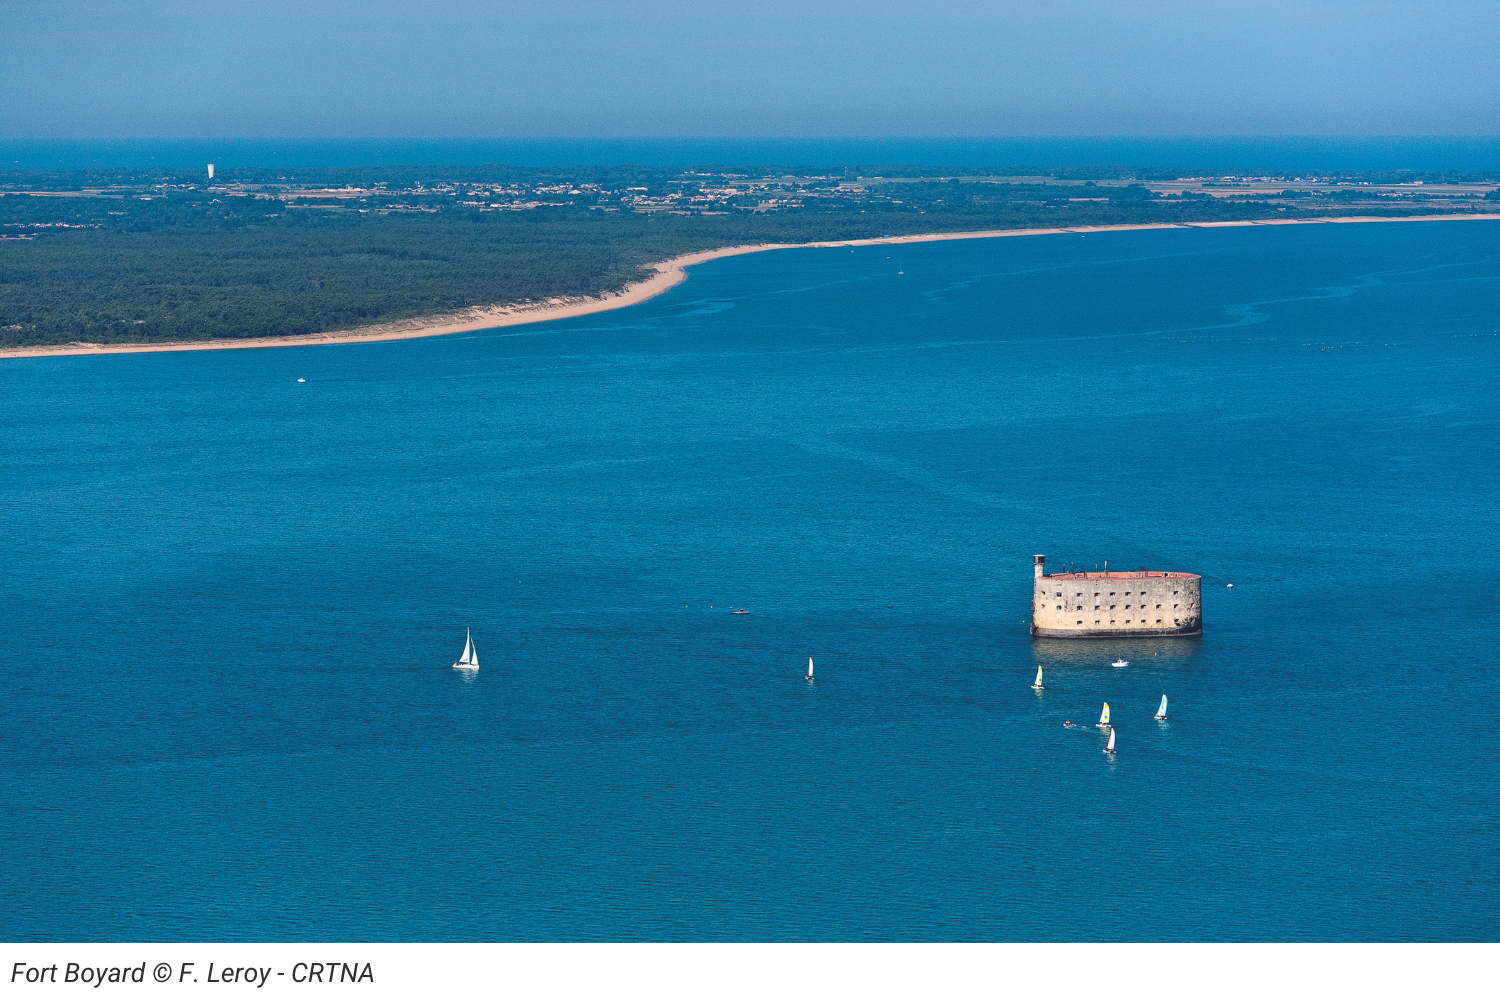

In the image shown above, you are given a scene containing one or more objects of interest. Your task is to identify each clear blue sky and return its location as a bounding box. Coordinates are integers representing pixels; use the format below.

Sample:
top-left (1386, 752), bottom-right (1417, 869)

top-left (3, 0), bottom-right (1497, 138)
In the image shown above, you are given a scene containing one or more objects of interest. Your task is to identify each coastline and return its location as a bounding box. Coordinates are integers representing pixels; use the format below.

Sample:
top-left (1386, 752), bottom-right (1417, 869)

top-left (4, 212), bottom-right (1497, 360)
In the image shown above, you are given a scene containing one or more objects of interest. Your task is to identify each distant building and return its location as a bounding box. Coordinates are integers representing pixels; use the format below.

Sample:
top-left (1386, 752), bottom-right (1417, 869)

top-left (1030, 555), bottom-right (1202, 638)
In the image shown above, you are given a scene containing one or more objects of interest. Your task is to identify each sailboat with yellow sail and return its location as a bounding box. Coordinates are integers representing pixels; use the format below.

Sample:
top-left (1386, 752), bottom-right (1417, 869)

top-left (1097, 702), bottom-right (1111, 729)
top-left (1031, 666), bottom-right (1044, 690)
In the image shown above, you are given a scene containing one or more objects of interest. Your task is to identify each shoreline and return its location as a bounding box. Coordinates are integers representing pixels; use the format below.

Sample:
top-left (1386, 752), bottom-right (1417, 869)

top-left (4, 212), bottom-right (1497, 360)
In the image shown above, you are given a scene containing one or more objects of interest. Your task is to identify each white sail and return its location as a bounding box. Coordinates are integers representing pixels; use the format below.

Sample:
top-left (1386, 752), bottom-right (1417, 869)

top-left (1105, 727), bottom-right (1116, 752)
top-left (807, 657), bottom-right (814, 679)
top-left (452, 628), bottom-right (479, 669)
top-left (450, 628), bottom-right (479, 671)
top-left (1156, 695), bottom-right (1168, 719)
top-left (1099, 702), bottom-right (1111, 726)
top-left (1033, 666), bottom-right (1044, 688)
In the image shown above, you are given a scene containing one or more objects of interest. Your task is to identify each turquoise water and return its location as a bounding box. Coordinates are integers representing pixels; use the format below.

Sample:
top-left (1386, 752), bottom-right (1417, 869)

top-left (1, 221), bottom-right (1497, 941)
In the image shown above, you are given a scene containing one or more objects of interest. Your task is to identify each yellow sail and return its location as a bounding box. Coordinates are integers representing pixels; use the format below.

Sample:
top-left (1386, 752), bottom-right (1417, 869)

top-left (1099, 702), bottom-right (1110, 726)
top-left (1033, 666), bottom-right (1043, 688)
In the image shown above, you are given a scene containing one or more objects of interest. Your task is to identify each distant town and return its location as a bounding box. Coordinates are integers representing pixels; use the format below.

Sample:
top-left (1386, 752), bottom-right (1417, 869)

top-left (4, 164), bottom-right (1497, 233)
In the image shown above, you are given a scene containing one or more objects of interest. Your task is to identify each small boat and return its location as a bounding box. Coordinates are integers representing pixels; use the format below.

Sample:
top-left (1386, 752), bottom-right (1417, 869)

top-left (1111, 659), bottom-right (1128, 668)
top-left (1031, 665), bottom-right (1044, 690)
top-left (1155, 695), bottom-right (1169, 720)
top-left (1097, 702), bottom-right (1111, 729)
top-left (805, 657), bottom-right (814, 681)
top-left (1226, 583), bottom-right (1234, 588)
top-left (732, 609), bottom-right (748, 614)
top-left (452, 628), bottom-right (479, 672)
top-left (297, 378), bottom-right (305, 383)
top-left (1104, 727), bottom-right (1116, 754)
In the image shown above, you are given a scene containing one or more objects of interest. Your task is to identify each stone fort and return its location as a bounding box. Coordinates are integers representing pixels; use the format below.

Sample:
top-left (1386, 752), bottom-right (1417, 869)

top-left (1030, 554), bottom-right (1202, 638)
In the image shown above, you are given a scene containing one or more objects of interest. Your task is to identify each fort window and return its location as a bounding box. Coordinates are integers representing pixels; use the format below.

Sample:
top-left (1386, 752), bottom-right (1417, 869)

top-left (1076, 621), bottom-right (1083, 625)
top-left (1174, 619), bottom-right (1180, 624)
top-left (1056, 605), bottom-right (1062, 610)
top-left (1094, 605), bottom-right (1099, 611)
top-left (1156, 604), bottom-right (1161, 609)
top-left (1094, 620), bottom-right (1100, 625)
top-left (1156, 619), bottom-right (1162, 624)
top-left (1174, 604), bottom-right (1179, 609)
top-left (1110, 592), bottom-right (1115, 596)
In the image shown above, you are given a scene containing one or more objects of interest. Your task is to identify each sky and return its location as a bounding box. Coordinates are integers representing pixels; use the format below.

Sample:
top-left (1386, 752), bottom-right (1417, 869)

top-left (2, 0), bottom-right (1497, 138)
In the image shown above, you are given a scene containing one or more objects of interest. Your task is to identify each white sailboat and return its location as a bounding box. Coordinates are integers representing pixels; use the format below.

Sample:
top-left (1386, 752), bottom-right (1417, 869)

top-left (452, 628), bottom-right (479, 672)
top-left (1155, 695), bottom-right (1169, 720)
top-left (806, 657), bottom-right (814, 681)
top-left (1104, 727), bottom-right (1117, 754)
top-left (1097, 702), bottom-right (1111, 729)
top-left (1032, 665), bottom-right (1044, 690)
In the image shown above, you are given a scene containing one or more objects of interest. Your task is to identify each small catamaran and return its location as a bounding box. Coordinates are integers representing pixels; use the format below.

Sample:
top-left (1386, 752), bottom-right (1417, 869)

top-left (805, 657), bottom-right (815, 681)
top-left (1104, 727), bottom-right (1117, 754)
top-left (452, 628), bottom-right (479, 672)
top-left (1155, 695), bottom-right (1169, 720)
top-left (1097, 702), bottom-right (1111, 729)
top-left (1032, 666), bottom-right (1044, 690)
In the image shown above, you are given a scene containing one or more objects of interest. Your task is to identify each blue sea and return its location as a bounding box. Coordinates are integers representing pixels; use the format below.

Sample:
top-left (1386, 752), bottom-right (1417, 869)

top-left (1, 220), bottom-right (1497, 941)
top-left (5, 136), bottom-right (1500, 172)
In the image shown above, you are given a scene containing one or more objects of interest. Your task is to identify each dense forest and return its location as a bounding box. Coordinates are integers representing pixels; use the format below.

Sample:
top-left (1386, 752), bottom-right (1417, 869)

top-left (2, 162), bottom-right (1495, 348)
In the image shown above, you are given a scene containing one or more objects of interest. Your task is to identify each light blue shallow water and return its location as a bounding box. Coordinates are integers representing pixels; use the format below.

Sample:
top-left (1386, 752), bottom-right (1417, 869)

top-left (2, 221), bottom-right (1497, 941)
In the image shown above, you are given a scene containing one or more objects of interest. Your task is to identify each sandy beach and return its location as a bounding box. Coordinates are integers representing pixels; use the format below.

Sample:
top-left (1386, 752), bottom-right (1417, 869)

top-left (4, 212), bottom-right (1497, 360)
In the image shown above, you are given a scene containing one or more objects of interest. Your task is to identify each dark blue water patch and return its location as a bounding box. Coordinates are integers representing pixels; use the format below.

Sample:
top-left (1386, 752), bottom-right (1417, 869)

top-left (4, 136), bottom-right (1500, 172)
top-left (1, 221), bottom-right (1497, 940)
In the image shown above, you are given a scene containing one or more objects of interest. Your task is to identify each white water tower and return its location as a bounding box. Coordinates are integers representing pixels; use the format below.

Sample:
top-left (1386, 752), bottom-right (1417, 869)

top-left (207, 164), bottom-right (214, 179)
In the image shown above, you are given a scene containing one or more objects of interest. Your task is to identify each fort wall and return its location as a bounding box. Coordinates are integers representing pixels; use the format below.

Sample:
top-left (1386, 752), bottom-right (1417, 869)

top-left (1030, 554), bottom-right (1201, 638)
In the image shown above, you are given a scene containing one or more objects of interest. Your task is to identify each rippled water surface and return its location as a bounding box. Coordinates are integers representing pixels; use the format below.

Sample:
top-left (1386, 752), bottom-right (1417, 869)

top-left (2, 220), bottom-right (1497, 940)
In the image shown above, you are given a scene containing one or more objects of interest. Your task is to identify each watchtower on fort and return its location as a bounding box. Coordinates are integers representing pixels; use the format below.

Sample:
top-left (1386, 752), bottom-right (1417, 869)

top-left (1030, 555), bottom-right (1201, 638)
